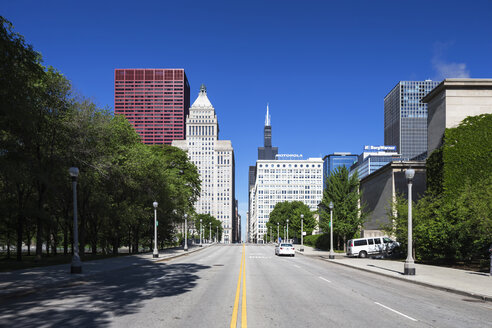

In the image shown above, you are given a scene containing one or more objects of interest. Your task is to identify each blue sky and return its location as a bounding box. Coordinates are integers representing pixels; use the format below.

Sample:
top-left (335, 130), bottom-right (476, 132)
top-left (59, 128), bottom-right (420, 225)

top-left (3, 0), bottom-right (492, 240)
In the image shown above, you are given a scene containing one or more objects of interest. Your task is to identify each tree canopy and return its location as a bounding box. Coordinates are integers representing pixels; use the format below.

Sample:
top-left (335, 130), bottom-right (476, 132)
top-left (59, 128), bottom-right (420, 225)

top-left (319, 166), bottom-right (367, 250)
top-left (265, 201), bottom-right (316, 242)
top-left (0, 16), bottom-right (201, 260)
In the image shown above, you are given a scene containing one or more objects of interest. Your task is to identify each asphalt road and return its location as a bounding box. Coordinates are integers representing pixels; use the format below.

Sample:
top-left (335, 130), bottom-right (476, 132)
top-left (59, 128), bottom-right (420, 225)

top-left (1, 244), bottom-right (491, 327)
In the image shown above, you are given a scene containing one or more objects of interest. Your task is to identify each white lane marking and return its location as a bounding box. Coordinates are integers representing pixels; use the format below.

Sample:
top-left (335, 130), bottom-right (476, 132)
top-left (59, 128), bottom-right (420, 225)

top-left (294, 264), bottom-right (301, 268)
top-left (374, 302), bottom-right (418, 322)
top-left (318, 277), bottom-right (331, 283)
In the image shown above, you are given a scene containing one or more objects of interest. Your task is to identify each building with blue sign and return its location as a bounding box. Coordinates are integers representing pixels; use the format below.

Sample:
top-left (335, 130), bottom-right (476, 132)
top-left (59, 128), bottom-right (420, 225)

top-left (350, 146), bottom-right (401, 180)
top-left (384, 80), bottom-right (440, 160)
top-left (322, 153), bottom-right (358, 188)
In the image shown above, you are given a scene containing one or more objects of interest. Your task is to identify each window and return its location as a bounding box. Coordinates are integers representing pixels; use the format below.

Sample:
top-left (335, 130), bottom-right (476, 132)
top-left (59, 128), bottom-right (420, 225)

top-left (354, 240), bottom-right (367, 246)
top-left (368, 239), bottom-right (374, 245)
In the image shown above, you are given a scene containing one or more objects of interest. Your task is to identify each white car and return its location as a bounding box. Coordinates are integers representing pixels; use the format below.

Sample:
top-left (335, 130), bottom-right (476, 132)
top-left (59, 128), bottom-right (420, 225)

top-left (275, 243), bottom-right (295, 257)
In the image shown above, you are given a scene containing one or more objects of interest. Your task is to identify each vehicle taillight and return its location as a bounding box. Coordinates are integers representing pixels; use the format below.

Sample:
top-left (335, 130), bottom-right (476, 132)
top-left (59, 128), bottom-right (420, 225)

top-left (350, 242), bottom-right (353, 247)
top-left (280, 247), bottom-right (283, 250)
top-left (292, 248), bottom-right (295, 250)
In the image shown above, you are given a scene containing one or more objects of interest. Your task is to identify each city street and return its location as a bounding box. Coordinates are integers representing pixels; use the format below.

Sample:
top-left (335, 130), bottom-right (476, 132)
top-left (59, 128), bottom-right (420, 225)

top-left (1, 245), bottom-right (491, 327)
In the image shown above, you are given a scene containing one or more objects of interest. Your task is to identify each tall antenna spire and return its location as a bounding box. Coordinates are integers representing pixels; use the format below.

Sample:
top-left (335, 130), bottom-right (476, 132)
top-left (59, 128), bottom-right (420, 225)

top-left (265, 103), bottom-right (271, 126)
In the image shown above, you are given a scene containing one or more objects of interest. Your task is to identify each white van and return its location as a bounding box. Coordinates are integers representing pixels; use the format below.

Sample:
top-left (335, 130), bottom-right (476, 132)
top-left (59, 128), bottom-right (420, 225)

top-left (346, 236), bottom-right (400, 258)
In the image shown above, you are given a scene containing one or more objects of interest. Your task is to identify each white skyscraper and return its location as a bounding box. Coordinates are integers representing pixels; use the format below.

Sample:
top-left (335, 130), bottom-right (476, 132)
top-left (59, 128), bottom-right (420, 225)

top-left (249, 157), bottom-right (324, 243)
top-left (172, 85), bottom-right (235, 243)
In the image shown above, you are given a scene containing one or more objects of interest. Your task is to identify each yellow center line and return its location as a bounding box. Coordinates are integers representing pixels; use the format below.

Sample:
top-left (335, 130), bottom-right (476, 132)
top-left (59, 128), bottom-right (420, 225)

top-left (230, 244), bottom-right (247, 328)
top-left (241, 245), bottom-right (247, 328)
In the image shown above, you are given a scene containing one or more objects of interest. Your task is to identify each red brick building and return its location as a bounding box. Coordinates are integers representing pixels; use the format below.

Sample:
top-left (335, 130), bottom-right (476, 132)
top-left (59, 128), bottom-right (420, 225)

top-left (114, 69), bottom-right (190, 144)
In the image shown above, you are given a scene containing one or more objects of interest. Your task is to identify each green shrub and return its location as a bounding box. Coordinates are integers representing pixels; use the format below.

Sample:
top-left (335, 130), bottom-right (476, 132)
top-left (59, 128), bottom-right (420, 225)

top-left (304, 234), bottom-right (332, 250)
top-left (303, 234), bottom-right (319, 247)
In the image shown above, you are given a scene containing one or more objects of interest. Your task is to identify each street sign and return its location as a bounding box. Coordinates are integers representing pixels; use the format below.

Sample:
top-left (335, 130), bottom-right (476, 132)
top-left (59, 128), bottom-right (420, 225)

top-left (156, 221), bottom-right (159, 227)
top-left (302, 231), bottom-right (306, 236)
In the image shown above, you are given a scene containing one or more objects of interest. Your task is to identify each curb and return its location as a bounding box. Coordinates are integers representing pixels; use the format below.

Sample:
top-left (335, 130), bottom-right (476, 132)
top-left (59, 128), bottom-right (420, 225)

top-left (154, 244), bottom-right (209, 263)
top-left (0, 245), bottom-right (212, 303)
top-left (321, 257), bottom-right (492, 303)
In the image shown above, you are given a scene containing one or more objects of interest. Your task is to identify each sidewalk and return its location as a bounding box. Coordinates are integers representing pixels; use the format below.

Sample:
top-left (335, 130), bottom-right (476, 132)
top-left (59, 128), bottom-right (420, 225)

top-left (0, 244), bottom-right (211, 301)
top-left (295, 244), bottom-right (492, 302)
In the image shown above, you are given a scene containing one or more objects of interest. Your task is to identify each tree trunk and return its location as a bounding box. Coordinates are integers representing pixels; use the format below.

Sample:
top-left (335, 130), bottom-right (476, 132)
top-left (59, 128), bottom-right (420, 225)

top-left (35, 216), bottom-right (43, 260)
top-left (6, 231), bottom-right (11, 259)
top-left (52, 231), bottom-right (58, 255)
top-left (91, 239), bottom-right (97, 255)
top-left (63, 221), bottom-right (68, 255)
top-left (17, 214), bottom-right (23, 261)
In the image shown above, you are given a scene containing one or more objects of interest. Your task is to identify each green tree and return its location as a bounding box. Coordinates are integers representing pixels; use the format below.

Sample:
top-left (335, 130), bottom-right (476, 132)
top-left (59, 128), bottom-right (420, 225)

top-left (265, 201), bottom-right (316, 242)
top-left (320, 166), bottom-right (367, 250)
top-left (194, 214), bottom-right (222, 242)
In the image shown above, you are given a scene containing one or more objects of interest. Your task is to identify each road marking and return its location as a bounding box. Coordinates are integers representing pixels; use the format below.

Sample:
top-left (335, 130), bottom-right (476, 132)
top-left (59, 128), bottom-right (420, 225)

top-left (294, 264), bottom-right (301, 268)
top-left (374, 302), bottom-right (418, 322)
top-left (230, 244), bottom-right (247, 328)
top-left (318, 277), bottom-right (331, 283)
top-left (241, 248), bottom-right (247, 328)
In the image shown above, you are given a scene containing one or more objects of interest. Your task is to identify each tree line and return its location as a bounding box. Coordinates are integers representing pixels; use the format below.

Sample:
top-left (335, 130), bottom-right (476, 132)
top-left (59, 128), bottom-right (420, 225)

top-left (0, 17), bottom-right (204, 261)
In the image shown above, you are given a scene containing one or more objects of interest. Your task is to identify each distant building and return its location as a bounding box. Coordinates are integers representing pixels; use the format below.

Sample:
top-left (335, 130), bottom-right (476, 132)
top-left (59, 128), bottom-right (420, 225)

top-left (384, 80), bottom-right (440, 160)
top-left (248, 105), bottom-right (279, 242)
top-left (249, 157), bottom-right (324, 243)
top-left (172, 85), bottom-right (236, 243)
top-left (114, 69), bottom-right (190, 145)
top-left (422, 79), bottom-right (492, 155)
top-left (323, 153), bottom-right (358, 188)
top-left (350, 146), bottom-right (401, 180)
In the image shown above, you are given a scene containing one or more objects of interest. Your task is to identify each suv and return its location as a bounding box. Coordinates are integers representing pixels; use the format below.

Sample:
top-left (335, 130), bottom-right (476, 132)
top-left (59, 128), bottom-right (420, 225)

top-left (346, 236), bottom-right (400, 258)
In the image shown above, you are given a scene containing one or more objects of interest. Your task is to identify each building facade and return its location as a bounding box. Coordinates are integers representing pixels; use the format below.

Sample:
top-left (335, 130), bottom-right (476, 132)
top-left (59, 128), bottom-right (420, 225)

top-left (323, 153), bottom-right (358, 188)
top-left (249, 157), bottom-right (324, 243)
top-left (114, 68), bottom-right (190, 145)
top-left (350, 146), bottom-right (401, 180)
top-left (359, 161), bottom-right (426, 237)
top-left (422, 79), bottom-right (492, 155)
top-left (384, 80), bottom-right (440, 160)
top-left (172, 85), bottom-right (236, 243)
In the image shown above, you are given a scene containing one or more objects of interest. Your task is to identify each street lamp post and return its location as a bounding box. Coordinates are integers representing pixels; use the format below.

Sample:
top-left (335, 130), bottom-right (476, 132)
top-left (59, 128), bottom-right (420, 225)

top-left (69, 167), bottom-right (82, 274)
top-left (153, 201), bottom-right (159, 258)
top-left (216, 226), bottom-right (219, 243)
top-left (277, 222), bottom-right (279, 244)
top-left (200, 218), bottom-right (203, 247)
top-left (329, 201), bottom-right (335, 259)
top-left (184, 214), bottom-right (188, 251)
top-left (300, 214), bottom-right (304, 252)
top-left (404, 169), bottom-right (416, 275)
top-left (209, 222), bottom-right (212, 244)
top-left (286, 219), bottom-right (289, 244)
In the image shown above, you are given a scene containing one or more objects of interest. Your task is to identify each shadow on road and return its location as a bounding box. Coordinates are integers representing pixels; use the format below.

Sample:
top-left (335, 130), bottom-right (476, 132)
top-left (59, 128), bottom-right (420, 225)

top-left (0, 260), bottom-right (210, 327)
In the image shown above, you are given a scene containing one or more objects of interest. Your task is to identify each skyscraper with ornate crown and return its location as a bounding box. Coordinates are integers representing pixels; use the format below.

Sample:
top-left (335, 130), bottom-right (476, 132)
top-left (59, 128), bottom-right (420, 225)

top-left (172, 85), bottom-right (236, 243)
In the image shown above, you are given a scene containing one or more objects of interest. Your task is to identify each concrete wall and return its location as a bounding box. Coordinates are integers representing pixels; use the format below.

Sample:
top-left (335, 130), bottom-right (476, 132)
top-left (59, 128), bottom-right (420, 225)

top-left (425, 79), bottom-right (492, 155)
top-left (427, 91), bottom-right (447, 155)
top-left (445, 88), bottom-right (492, 127)
top-left (360, 162), bottom-right (426, 237)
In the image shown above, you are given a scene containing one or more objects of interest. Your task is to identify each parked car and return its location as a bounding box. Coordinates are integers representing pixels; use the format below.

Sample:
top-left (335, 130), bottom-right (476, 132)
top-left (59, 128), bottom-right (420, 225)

top-left (346, 236), bottom-right (400, 258)
top-left (275, 243), bottom-right (295, 257)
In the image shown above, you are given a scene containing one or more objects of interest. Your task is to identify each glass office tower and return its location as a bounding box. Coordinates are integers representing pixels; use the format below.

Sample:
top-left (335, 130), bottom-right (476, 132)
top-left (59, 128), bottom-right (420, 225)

top-left (384, 80), bottom-right (440, 160)
top-left (323, 153), bottom-right (358, 188)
